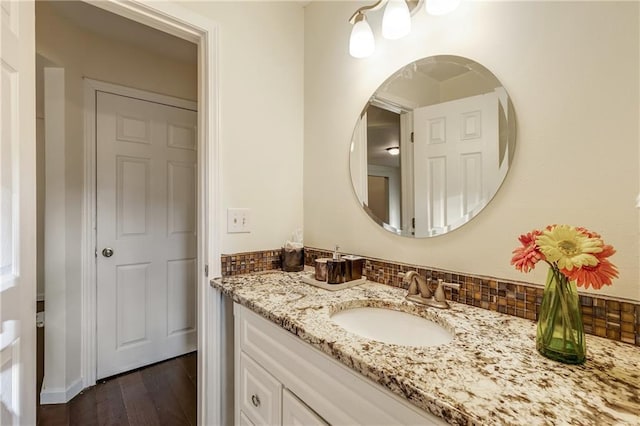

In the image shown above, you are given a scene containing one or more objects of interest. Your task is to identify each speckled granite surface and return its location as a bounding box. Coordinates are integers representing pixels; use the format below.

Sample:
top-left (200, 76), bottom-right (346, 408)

top-left (211, 270), bottom-right (640, 426)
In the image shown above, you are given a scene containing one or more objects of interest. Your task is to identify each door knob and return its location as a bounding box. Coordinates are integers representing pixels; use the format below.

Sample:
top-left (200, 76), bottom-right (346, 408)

top-left (102, 248), bottom-right (114, 258)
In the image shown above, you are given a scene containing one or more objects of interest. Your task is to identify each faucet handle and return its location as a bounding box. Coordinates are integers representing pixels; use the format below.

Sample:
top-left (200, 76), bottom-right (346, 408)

top-left (434, 278), bottom-right (446, 302)
top-left (440, 280), bottom-right (461, 290)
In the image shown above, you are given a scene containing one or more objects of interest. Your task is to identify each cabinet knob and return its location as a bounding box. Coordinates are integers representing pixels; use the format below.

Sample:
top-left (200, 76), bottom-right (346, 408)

top-left (251, 394), bottom-right (260, 407)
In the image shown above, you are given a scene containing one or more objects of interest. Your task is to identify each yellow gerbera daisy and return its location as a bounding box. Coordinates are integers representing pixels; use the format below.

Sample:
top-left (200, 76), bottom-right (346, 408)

top-left (535, 225), bottom-right (603, 271)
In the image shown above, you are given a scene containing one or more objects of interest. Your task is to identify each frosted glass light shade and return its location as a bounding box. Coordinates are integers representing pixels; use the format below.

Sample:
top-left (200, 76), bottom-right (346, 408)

top-left (382, 0), bottom-right (411, 40)
top-left (426, 0), bottom-right (461, 16)
top-left (349, 17), bottom-right (375, 58)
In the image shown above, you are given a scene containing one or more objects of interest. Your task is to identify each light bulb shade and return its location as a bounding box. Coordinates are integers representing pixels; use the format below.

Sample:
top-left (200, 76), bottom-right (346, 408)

top-left (349, 16), bottom-right (375, 58)
top-left (382, 0), bottom-right (411, 40)
top-left (426, 0), bottom-right (461, 16)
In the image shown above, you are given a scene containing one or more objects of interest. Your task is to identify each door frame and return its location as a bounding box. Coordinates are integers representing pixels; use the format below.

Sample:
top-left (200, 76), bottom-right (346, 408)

top-left (79, 2), bottom-right (221, 425)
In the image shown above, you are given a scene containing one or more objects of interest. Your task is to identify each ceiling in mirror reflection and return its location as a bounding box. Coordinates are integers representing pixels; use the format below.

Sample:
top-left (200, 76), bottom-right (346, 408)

top-left (350, 55), bottom-right (516, 238)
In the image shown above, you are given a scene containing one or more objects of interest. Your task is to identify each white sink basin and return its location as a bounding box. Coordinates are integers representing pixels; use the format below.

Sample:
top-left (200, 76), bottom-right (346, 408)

top-left (330, 307), bottom-right (453, 347)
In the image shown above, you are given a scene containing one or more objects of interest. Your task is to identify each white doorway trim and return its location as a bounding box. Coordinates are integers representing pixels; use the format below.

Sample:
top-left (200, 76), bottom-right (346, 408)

top-left (79, 2), bottom-right (221, 425)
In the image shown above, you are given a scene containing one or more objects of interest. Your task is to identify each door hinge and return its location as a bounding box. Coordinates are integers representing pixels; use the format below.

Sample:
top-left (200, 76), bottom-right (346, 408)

top-left (204, 264), bottom-right (209, 277)
top-left (410, 132), bottom-right (414, 143)
top-left (412, 217), bottom-right (415, 228)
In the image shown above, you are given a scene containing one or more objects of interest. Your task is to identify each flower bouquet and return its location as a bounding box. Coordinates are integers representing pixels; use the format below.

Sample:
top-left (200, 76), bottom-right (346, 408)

top-left (511, 225), bottom-right (618, 364)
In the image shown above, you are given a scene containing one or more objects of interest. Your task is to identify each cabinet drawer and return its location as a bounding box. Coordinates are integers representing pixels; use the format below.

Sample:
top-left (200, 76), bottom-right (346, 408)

top-left (282, 388), bottom-right (328, 426)
top-left (239, 351), bottom-right (282, 425)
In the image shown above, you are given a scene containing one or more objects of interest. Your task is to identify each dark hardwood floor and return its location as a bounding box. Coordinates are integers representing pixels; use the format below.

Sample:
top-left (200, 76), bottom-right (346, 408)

top-left (37, 352), bottom-right (197, 426)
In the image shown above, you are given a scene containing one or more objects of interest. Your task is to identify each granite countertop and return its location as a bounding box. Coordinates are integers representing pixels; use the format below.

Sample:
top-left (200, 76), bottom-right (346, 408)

top-left (211, 270), bottom-right (640, 426)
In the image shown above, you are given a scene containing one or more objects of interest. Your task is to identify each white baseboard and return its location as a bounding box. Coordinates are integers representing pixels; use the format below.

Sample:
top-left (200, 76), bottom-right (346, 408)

top-left (39, 378), bottom-right (84, 405)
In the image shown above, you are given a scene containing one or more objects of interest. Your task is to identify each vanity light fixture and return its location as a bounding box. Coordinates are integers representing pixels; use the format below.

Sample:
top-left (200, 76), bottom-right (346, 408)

top-left (349, 0), bottom-right (462, 58)
top-left (425, 0), bottom-right (461, 16)
top-left (349, 12), bottom-right (376, 58)
top-left (386, 146), bottom-right (400, 156)
top-left (382, 0), bottom-right (412, 40)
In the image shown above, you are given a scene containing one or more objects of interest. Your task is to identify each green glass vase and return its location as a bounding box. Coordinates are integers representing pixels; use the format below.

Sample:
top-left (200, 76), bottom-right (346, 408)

top-left (536, 267), bottom-right (586, 364)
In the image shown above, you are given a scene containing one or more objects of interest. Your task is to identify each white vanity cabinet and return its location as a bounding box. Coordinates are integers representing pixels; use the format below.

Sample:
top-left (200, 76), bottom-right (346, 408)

top-left (234, 303), bottom-right (447, 426)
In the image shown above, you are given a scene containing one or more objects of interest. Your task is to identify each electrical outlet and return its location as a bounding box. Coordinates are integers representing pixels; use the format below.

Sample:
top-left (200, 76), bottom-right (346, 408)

top-left (227, 208), bottom-right (251, 233)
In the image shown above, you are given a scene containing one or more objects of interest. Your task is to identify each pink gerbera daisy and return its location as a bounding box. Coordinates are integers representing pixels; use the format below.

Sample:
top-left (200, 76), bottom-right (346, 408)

top-left (511, 230), bottom-right (545, 273)
top-left (561, 245), bottom-right (619, 289)
top-left (575, 226), bottom-right (602, 239)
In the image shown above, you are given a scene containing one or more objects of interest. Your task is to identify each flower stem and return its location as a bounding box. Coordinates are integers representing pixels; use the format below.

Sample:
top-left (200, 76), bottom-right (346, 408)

top-left (555, 268), bottom-right (582, 355)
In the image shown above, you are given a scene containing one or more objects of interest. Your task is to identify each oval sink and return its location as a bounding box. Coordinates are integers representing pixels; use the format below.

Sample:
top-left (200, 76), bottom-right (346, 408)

top-left (330, 307), bottom-right (453, 347)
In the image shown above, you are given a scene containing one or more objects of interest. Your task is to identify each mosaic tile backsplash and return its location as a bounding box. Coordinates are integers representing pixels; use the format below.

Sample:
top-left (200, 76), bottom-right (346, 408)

top-left (221, 249), bottom-right (282, 276)
top-left (221, 247), bottom-right (640, 347)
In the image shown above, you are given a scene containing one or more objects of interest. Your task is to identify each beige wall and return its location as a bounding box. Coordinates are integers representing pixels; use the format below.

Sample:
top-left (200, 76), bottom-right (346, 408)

top-left (181, 1), bottom-right (305, 254)
top-left (304, 1), bottom-right (640, 301)
top-left (36, 1), bottom-right (198, 393)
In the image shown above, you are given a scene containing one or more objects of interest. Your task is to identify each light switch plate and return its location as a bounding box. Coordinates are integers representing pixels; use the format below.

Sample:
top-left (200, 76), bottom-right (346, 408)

top-left (227, 208), bottom-right (251, 233)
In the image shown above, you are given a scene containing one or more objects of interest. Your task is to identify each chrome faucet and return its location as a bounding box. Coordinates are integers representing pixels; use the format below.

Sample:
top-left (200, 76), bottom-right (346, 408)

top-left (403, 271), bottom-right (455, 309)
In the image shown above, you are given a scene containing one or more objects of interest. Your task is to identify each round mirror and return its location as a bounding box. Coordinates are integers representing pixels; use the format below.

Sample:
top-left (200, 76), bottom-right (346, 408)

top-left (349, 55), bottom-right (516, 237)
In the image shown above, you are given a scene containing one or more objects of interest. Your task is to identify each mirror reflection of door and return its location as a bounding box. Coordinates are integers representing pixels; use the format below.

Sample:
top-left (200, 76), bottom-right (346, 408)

top-left (365, 106), bottom-right (402, 230)
top-left (367, 175), bottom-right (389, 223)
top-left (413, 92), bottom-right (499, 237)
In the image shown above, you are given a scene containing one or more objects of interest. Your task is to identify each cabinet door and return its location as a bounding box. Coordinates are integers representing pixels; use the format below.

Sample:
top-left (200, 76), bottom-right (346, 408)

top-left (239, 411), bottom-right (255, 426)
top-left (239, 352), bottom-right (282, 425)
top-left (282, 388), bottom-right (328, 426)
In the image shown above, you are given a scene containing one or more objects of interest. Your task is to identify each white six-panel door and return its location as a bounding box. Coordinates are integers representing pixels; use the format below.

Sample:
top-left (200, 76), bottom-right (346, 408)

top-left (413, 93), bottom-right (499, 237)
top-left (1, 0), bottom-right (36, 423)
top-left (96, 91), bottom-right (197, 379)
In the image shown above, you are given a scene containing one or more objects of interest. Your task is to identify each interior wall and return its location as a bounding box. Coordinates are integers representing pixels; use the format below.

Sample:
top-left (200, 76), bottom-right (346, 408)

top-left (304, 1), bottom-right (640, 301)
top-left (35, 1), bottom-right (197, 396)
top-left (181, 1), bottom-right (304, 254)
top-left (35, 54), bottom-right (57, 301)
top-left (35, 117), bottom-right (44, 301)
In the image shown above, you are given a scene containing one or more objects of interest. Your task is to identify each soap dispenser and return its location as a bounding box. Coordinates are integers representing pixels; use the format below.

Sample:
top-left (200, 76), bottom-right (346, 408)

top-left (327, 245), bottom-right (346, 284)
